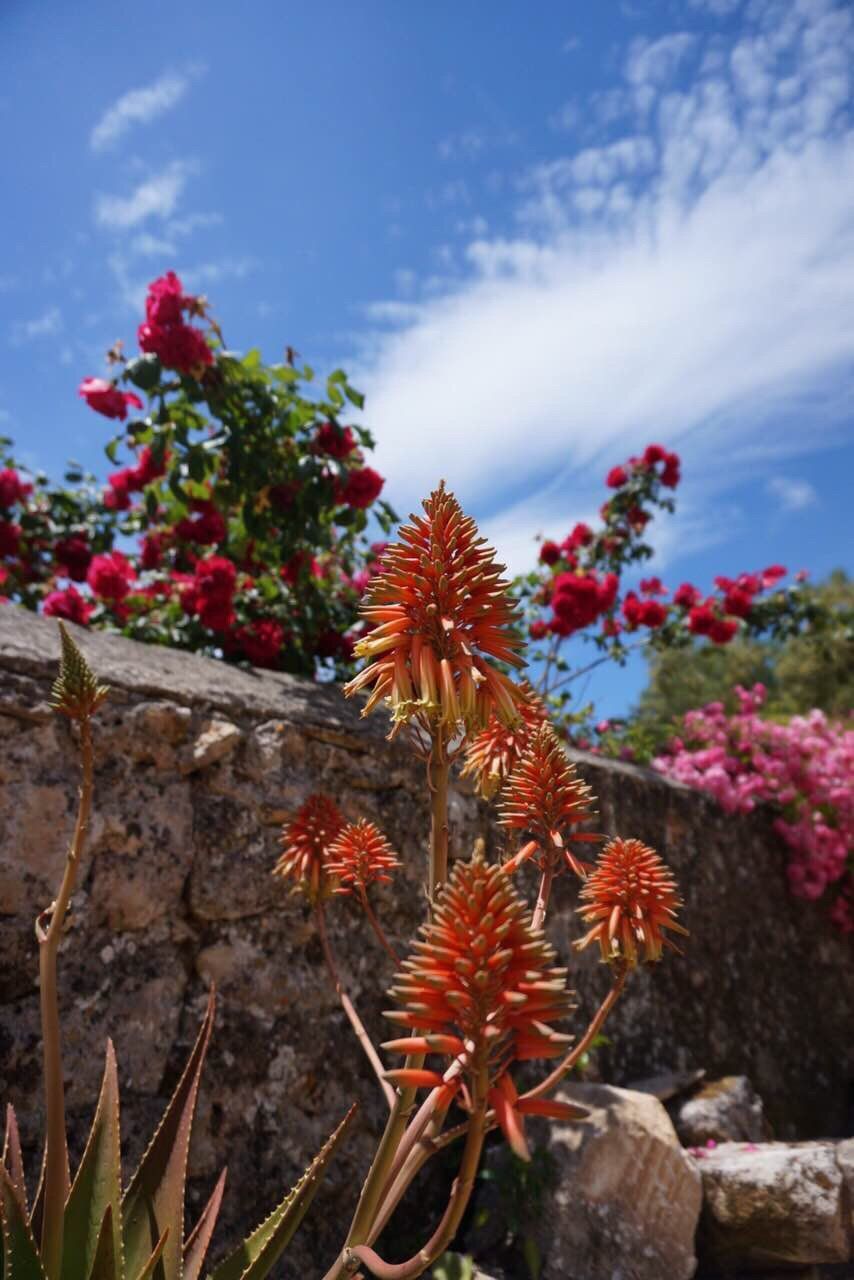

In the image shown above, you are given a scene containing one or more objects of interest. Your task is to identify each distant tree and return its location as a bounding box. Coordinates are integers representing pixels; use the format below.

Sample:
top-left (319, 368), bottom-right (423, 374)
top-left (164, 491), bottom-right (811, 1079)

top-left (634, 570), bottom-right (854, 741)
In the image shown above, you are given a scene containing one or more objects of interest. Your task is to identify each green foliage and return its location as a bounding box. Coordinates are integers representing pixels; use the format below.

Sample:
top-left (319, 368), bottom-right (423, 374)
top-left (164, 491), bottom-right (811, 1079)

top-left (431, 1254), bottom-right (474, 1280)
top-left (634, 570), bottom-right (854, 750)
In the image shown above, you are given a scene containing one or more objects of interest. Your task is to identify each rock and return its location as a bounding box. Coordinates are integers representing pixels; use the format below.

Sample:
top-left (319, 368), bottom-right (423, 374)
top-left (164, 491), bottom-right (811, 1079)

top-left (184, 717), bottom-right (242, 772)
top-left (629, 1067), bottom-right (706, 1102)
top-left (697, 1141), bottom-right (851, 1269)
top-left (537, 1083), bottom-right (702, 1280)
top-left (838, 1138), bottom-right (854, 1237)
top-left (676, 1075), bottom-right (770, 1146)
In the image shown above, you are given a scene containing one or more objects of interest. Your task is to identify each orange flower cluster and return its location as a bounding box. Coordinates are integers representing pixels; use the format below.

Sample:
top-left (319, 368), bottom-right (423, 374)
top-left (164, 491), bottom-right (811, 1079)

top-left (326, 819), bottom-right (401, 895)
top-left (273, 793), bottom-right (344, 902)
top-left (497, 725), bottom-right (601, 877)
top-left (460, 680), bottom-right (550, 799)
top-left (382, 852), bottom-right (578, 1156)
top-left (344, 483), bottom-right (525, 733)
top-left (575, 837), bottom-right (687, 967)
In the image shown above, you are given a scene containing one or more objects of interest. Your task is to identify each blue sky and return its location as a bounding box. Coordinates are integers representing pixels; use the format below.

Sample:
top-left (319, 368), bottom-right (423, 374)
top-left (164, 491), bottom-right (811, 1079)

top-left (1, 0), bottom-right (852, 716)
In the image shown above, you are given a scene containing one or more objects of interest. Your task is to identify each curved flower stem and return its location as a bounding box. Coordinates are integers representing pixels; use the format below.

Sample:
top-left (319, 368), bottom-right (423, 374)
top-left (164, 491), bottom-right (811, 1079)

top-left (359, 885), bottom-right (400, 965)
top-left (315, 901), bottom-right (395, 1110)
top-left (531, 861), bottom-right (555, 932)
top-left (347, 1073), bottom-right (488, 1280)
top-left (35, 717), bottom-right (93, 1280)
top-left (428, 730), bottom-right (450, 903)
top-left (521, 962), bottom-right (628, 1103)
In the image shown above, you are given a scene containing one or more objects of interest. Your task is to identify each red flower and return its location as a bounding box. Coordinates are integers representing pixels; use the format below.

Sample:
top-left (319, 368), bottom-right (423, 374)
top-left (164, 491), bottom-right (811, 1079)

top-left (345, 483), bottom-right (525, 732)
top-left (462, 680), bottom-right (550, 799)
top-left (642, 444), bottom-right (668, 466)
top-left (575, 837), bottom-right (686, 967)
top-left (687, 603), bottom-right (715, 636)
top-left (140, 532), bottom-right (164, 570)
top-left (602, 617), bottom-right (621, 637)
top-left (340, 467), bottom-right (384, 509)
top-left (762, 564), bottom-right (787, 587)
top-left (550, 571), bottom-right (613, 636)
top-left (498, 724), bottom-right (601, 877)
top-left (564, 522), bottom-right (593, 550)
top-left (627, 505), bottom-right (649, 529)
top-left (0, 521), bottom-right (22, 558)
top-left (280, 550), bottom-right (321, 585)
top-left (621, 591), bottom-right (642, 628)
top-left (104, 469), bottom-right (134, 511)
top-left (195, 554), bottom-right (236, 601)
top-left (606, 465), bottom-right (628, 488)
top-left (269, 481), bottom-right (299, 511)
top-left (54, 535), bottom-right (92, 582)
top-left (382, 850), bottom-right (575, 1102)
top-left (723, 588), bottom-right (753, 619)
top-left (528, 619), bottom-right (549, 640)
top-left (638, 599), bottom-right (667, 628)
top-left (145, 271), bottom-right (190, 326)
top-left (326, 819), bottom-right (401, 895)
top-left (0, 469), bottom-right (32, 509)
top-left (660, 452), bottom-right (680, 487)
top-left (87, 551), bottom-right (135, 601)
top-left (539, 540), bottom-right (561, 565)
top-left (274, 793), bottom-right (345, 901)
top-left (175, 500), bottom-right (227, 546)
top-left (639, 576), bottom-right (666, 596)
top-left (42, 586), bottom-right (93, 626)
top-left (138, 320), bottom-right (212, 375)
top-left (709, 617), bottom-right (738, 644)
top-left (315, 628), bottom-right (354, 661)
top-left (130, 445), bottom-right (168, 488)
top-left (673, 582), bottom-right (700, 609)
top-left (314, 422), bottom-right (356, 458)
top-left (234, 618), bottom-right (285, 667)
top-left (78, 377), bottom-right (143, 421)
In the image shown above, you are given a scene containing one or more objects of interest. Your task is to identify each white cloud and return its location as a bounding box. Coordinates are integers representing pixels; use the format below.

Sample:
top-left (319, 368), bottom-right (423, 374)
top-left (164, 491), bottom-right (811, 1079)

top-left (90, 69), bottom-right (201, 151)
top-left (95, 161), bottom-right (194, 230)
top-left (352, 0), bottom-right (854, 562)
top-left (767, 475), bottom-right (818, 510)
top-left (10, 306), bottom-right (62, 344)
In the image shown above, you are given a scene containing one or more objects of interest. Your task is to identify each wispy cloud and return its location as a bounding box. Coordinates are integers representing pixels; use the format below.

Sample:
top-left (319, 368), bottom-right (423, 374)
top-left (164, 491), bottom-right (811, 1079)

top-left (353, 0), bottom-right (854, 559)
top-left (90, 68), bottom-right (202, 151)
top-left (767, 475), bottom-right (818, 511)
top-left (95, 161), bottom-right (194, 230)
top-left (10, 306), bottom-right (62, 344)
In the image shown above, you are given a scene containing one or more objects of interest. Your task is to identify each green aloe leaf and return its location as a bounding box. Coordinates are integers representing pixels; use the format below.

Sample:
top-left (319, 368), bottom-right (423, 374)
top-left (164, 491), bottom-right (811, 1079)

top-left (87, 1206), bottom-right (119, 1280)
top-left (27, 1151), bottom-right (45, 1242)
top-left (122, 991), bottom-right (215, 1280)
top-left (183, 1170), bottom-right (226, 1280)
top-left (129, 1229), bottom-right (168, 1280)
top-left (206, 1103), bottom-right (357, 1280)
top-left (2, 1107), bottom-right (27, 1217)
top-left (61, 1041), bottom-right (123, 1280)
top-left (0, 1160), bottom-right (46, 1280)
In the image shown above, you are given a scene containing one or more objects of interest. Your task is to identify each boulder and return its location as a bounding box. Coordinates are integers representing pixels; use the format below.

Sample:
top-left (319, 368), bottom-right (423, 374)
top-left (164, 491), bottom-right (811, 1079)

top-left (676, 1076), bottom-right (770, 1146)
top-left (537, 1083), bottom-right (702, 1280)
top-left (697, 1141), bottom-right (851, 1269)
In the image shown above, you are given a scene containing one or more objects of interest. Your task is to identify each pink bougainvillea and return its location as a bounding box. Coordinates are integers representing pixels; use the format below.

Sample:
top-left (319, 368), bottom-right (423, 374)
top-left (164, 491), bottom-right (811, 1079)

top-left (653, 685), bottom-right (853, 931)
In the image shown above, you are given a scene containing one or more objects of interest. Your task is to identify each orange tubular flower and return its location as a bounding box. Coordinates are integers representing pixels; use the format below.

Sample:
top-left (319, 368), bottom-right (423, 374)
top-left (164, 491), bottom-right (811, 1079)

top-left (343, 482), bottom-right (525, 734)
top-left (497, 724), bottom-right (602, 878)
top-left (326, 818), bottom-right (402, 895)
top-left (574, 837), bottom-right (687, 968)
top-left (460, 679), bottom-right (550, 799)
top-left (273, 793), bottom-right (344, 902)
top-left (382, 851), bottom-right (578, 1159)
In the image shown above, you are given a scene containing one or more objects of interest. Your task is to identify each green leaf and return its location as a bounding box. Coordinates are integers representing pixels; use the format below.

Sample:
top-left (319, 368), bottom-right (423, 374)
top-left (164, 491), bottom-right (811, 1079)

top-left (431, 1254), bottom-right (474, 1280)
top-left (60, 1041), bottom-right (122, 1280)
top-left (104, 440), bottom-right (120, 466)
top-left (183, 1170), bottom-right (226, 1280)
top-left (129, 1229), bottom-right (168, 1280)
top-left (87, 1207), bottom-right (119, 1280)
top-left (206, 1104), bottom-right (356, 1280)
top-left (125, 356), bottom-right (162, 392)
top-left (344, 386), bottom-right (364, 410)
top-left (122, 992), bottom-right (215, 1280)
top-left (2, 1108), bottom-right (27, 1218)
top-left (0, 1161), bottom-right (46, 1280)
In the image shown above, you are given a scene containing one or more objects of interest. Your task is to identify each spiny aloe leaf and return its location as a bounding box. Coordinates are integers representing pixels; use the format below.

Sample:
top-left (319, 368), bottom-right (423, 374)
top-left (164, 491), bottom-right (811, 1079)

top-left (206, 1104), bottom-right (357, 1280)
top-left (128, 1228), bottom-right (168, 1280)
top-left (61, 1040), bottom-right (123, 1280)
top-left (87, 1206), bottom-right (119, 1280)
top-left (0, 1160), bottom-right (46, 1280)
top-left (122, 991), bottom-right (215, 1280)
top-left (27, 1150), bottom-right (45, 1242)
top-left (183, 1170), bottom-right (226, 1280)
top-left (2, 1108), bottom-right (27, 1217)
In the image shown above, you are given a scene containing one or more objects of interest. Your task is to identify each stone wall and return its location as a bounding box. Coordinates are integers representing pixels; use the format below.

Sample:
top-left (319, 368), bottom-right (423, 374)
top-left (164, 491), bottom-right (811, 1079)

top-left (0, 608), bottom-right (851, 1275)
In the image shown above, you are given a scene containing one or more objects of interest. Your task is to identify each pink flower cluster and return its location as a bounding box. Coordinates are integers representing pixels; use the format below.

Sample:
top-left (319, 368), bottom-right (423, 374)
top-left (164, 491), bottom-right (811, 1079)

top-left (653, 685), bottom-right (854, 931)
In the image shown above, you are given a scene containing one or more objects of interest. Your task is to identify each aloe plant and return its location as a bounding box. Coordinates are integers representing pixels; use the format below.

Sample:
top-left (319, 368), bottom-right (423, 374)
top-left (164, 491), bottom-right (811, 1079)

top-left (0, 624), bottom-right (354, 1280)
